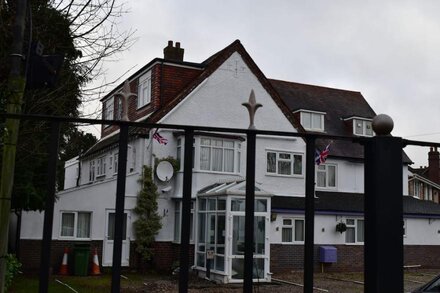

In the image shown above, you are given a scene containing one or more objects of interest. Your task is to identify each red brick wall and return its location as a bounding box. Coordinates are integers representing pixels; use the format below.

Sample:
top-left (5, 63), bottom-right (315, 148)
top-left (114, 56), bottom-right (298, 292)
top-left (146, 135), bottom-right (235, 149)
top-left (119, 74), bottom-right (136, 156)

top-left (100, 63), bottom-right (201, 139)
top-left (271, 244), bottom-right (440, 273)
top-left (160, 64), bottom-right (201, 106)
top-left (19, 240), bottom-right (103, 274)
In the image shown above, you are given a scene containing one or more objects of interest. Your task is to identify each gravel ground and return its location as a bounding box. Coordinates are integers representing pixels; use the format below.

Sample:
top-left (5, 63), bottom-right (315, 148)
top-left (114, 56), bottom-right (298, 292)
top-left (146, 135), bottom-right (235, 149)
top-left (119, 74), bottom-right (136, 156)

top-left (125, 270), bottom-right (439, 293)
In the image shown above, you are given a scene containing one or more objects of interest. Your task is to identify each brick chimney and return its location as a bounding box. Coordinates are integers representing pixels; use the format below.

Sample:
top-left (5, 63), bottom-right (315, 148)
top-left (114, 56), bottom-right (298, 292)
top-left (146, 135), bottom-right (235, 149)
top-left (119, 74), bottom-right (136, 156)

top-left (428, 147), bottom-right (440, 184)
top-left (163, 40), bottom-right (184, 62)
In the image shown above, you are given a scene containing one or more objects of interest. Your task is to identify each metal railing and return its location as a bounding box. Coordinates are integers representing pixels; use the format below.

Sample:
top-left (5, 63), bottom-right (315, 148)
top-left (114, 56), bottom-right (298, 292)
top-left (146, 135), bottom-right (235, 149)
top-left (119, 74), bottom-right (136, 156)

top-left (2, 113), bottom-right (440, 293)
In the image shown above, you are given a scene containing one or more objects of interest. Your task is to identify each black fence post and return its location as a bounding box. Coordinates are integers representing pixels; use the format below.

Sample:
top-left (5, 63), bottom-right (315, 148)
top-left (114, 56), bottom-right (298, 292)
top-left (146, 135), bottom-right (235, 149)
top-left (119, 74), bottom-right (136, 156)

top-left (39, 121), bottom-right (61, 293)
top-left (179, 129), bottom-right (194, 293)
top-left (111, 124), bottom-right (129, 293)
top-left (364, 116), bottom-right (403, 293)
top-left (304, 136), bottom-right (316, 293)
top-left (243, 131), bottom-right (257, 293)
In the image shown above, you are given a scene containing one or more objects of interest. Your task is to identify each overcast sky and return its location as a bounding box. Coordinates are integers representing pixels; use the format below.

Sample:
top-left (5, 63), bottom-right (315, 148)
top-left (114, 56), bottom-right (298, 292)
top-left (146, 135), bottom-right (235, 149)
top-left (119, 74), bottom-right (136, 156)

top-left (84, 0), bottom-right (440, 167)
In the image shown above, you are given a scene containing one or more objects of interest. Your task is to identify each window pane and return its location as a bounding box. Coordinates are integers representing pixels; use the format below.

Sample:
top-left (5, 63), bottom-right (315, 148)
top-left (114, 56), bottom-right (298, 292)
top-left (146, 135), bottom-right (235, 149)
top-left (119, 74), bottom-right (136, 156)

top-left (212, 148), bottom-right (223, 171)
top-left (317, 171), bottom-right (326, 187)
top-left (224, 141), bottom-right (233, 148)
top-left (346, 227), bottom-right (355, 243)
top-left (302, 112), bottom-right (311, 129)
top-left (61, 213), bottom-right (74, 237)
top-left (365, 122), bottom-right (373, 136)
top-left (215, 256), bottom-right (225, 272)
top-left (208, 214), bottom-right (216, 244)
top-left (312, 113), bottom-right (322, 129)
top-left (278, 160), bottom-right (291, 175)
top-left (200, 147), bottom-right (211, 170)
top-left (231, 199), bottom-right (245, 211)
top-left (217, 199), bottom-right (226, 211)
top-left (282, 228), bottom-right (292, 242)
top-left (201, 138), bottom-right (211, 146)
top-left (198, 213), bottom-right (206, 243)
top-left (77, 212), bottom-right (91, 238)
top-left (254, 216), bottom-right (265, 254)
top-left (224, 149), bottom-right (234, 172)
top-left (283, 219), bottom-right (292, 225)
top-left (199, 198), bottom-right (206, 210)
top-left (267, 152), bottom-right (276, 173)
top-left (293, 155), bottom-right (302, 175)
top-left (107, 213), bottom-right (126, 240)
top-left (346, 219), bottom-right (355, 225)
top-left (355, 120), bottom-right (363, 135)
top-left (217, 214), bottom-right (226, 245)
top-left (174, 202), bottom-right (181, 242)
top-left (295, 220), bottom-right (304, 241)
top-left (232, 216), bottom-right (245, 255)
top-left (255, 199), bottom-right (267, 212)
top-left (357, 220), bottom-right (364, 242)
top-left (328, 165), bottom-right (336, 187)
top-left (208, 199), bottom-right (216, 210)
top-left (213, 139), bottom-right (222, 147)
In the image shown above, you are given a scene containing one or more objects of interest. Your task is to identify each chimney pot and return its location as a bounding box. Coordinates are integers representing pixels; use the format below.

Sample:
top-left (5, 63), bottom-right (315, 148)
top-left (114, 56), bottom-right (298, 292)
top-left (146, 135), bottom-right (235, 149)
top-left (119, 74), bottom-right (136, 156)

top-left (163, 40), bottom-right (184, 62)
top-left (428, 147), bottom-right (440, 184)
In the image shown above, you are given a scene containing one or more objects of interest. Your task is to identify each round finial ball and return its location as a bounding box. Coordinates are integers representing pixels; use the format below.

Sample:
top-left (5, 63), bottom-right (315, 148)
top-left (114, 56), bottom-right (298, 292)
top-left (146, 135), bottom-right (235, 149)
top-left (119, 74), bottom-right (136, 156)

top-left (372, 114), bottom-right (394, 135)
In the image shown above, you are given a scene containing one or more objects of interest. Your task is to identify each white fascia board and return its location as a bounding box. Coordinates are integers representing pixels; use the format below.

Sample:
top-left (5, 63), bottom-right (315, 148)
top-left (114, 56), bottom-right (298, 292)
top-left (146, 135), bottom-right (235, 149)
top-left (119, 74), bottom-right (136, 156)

top-left (411, 174), bottom-right (440, 189)
top-left (343, 116), bottom-right (373, 121)
top-left (292, 109), bottom-right (326, 115)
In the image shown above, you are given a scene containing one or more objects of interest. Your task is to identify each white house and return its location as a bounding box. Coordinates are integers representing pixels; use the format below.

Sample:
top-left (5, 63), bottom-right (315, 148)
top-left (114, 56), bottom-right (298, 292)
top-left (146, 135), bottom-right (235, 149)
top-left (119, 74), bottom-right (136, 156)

top-left (18, 40), bottom-right (440, 282)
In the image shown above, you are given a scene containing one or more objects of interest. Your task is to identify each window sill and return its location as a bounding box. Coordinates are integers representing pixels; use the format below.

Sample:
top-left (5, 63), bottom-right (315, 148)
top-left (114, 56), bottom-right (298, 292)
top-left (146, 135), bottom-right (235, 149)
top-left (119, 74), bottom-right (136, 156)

top-left (59, 237), bottom-right (92, 241)
top-left (193, 170), bottom-right (240, 176)
top-left (136, 103), bottom-right (151, 111)
top-left (265, 173), bottom-right (304, 179)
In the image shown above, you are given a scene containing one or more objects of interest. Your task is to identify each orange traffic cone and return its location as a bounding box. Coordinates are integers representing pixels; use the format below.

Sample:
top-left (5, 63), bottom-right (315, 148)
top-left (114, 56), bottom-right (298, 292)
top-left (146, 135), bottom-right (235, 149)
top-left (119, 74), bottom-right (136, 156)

top-left (59, 247), bottom-right (69, 275)
top-left (91, 247), bottom-right (101, 276)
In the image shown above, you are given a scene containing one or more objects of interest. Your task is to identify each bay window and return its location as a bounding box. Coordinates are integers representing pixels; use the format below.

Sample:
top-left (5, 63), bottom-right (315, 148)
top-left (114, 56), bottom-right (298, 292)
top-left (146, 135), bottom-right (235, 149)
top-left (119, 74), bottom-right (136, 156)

top-left (177, 136), bottom-right (241, 173)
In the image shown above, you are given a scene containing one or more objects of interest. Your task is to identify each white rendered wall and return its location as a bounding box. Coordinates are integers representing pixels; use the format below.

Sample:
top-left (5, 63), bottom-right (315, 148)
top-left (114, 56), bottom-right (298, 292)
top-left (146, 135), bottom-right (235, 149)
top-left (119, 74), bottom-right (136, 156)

top-left (64, 157), bottom-right (79, 190)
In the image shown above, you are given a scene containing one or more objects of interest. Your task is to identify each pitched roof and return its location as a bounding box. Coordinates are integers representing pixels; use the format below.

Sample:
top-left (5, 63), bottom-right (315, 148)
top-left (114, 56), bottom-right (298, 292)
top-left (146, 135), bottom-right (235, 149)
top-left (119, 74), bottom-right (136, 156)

top-left (270, 79), bottom-right (412, 163)
top-left (147, 40), bottom-right (301, 131)
top-left (272, 191), bottom-right (440, 217)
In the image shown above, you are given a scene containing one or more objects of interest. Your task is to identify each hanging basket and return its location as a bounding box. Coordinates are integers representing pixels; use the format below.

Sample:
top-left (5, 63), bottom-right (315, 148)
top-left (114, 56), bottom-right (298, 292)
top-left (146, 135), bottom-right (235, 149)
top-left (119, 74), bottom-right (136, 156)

top-left (336, 222), bottom-right (347, 233)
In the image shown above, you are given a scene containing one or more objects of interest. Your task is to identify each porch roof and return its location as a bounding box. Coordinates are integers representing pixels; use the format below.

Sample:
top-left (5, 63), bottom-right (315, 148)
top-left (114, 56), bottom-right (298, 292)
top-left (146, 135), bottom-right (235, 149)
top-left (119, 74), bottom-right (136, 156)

top-left (197, 179), bottom-right (272, 197)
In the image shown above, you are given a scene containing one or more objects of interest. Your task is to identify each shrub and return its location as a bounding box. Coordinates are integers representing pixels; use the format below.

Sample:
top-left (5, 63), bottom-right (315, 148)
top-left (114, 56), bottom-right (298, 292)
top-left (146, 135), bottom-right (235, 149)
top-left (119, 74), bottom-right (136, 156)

top-left (5, 254), bottom-right (21, 291)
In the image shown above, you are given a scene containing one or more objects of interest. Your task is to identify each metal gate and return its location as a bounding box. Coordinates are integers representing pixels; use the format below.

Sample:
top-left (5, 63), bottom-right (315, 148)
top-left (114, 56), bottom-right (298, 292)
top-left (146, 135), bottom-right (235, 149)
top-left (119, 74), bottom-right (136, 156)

top-left (2, 112), bottom-right (440, 293)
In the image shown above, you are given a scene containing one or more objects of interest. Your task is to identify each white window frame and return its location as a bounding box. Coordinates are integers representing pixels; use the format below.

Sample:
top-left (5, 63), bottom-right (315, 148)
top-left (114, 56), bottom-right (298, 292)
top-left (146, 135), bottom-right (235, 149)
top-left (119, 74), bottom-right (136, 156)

top-left (60, 211), bottom-right (92, 239)
top-left (96, 156), bottom-right (106, 177)
top-left (316, 163), bottom-right (337, 189)
top-left (353, 119), bottom-right (373, 137)
top-left (174, 201), bottom-right (195, 243)
top-left (113, 153), bottom-right (118, 174)
top-left (89, 160), bottom-right (95, 182)
top-left (300, 111), bottom-right (325, 132)
top-left (345, 218), bottom-right (364, 244)
top-left (138, 71), bottom-right (152, 108)
top-left (116, 97), bottom-right (123, 120)
top-left (266, 150), bottom-right (304, 177)
top-left (281, 218), bottom-right (305, 243)
top-left (103, 97), bottom-right (114, 122)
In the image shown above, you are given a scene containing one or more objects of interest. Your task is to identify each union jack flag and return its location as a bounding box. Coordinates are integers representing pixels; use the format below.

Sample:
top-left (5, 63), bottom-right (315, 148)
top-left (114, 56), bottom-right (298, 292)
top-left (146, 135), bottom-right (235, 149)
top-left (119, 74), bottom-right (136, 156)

top-left (153, 129), bottom-right (168, 145)
top-left (315, 144), bottom-right (330, 165)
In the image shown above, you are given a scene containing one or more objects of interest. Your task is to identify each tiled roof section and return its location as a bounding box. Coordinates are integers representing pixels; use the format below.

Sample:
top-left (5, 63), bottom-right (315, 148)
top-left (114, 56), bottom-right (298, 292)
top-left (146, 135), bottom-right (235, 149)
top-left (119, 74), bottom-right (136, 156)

top-left (269, 79), bottom-right (412, 163)
top-left (270, 79), bottom-right (375, 160)
top-left (272, 191), bottom-right (440, 216)
top-left (147, 40), bottom-right (303, 132)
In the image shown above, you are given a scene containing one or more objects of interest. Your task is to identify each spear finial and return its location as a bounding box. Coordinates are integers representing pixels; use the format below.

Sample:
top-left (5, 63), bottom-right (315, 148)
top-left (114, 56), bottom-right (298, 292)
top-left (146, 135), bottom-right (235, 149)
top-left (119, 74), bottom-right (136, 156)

top-left (242, 89), bottom-right (262, 129)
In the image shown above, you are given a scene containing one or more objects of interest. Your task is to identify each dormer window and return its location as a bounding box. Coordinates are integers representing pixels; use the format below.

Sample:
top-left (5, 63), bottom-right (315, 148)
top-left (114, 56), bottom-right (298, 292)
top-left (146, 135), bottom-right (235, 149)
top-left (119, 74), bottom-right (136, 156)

top-left (138, 71), bottom-right (151, 108)
top-left (298, 110), bottom-right (325, 132)
top-left (353, 118), bottom-right (373, 136)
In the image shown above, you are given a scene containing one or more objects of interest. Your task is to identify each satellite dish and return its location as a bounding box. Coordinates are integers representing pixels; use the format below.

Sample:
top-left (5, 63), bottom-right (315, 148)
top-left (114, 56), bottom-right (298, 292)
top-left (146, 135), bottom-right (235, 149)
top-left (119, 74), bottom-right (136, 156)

top-left (156, 161), bottom-right (174, 182)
